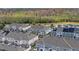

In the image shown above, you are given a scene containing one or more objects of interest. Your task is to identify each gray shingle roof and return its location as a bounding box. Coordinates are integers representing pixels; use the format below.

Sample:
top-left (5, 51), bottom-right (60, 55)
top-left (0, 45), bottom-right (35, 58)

top-left (3, 24), bottom-right (31, 31)
top-left (5, 32), bottom-right (37, 41)
top-left (0, 31), bottom-right (37, 51)
top-left (0, 43), bottom-right (26, 51)
top-left (31, 25), bottom-right (51, 30)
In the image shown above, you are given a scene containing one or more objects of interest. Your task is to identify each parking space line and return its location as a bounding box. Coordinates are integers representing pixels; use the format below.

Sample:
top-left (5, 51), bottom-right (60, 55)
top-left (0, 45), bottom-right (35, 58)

top-left (63, 38), bottom-right (73, 49)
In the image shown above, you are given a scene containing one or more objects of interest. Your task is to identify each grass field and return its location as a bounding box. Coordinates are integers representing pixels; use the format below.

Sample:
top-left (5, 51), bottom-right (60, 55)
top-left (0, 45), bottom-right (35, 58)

top-left (55, 22), bottom-right (79, 25)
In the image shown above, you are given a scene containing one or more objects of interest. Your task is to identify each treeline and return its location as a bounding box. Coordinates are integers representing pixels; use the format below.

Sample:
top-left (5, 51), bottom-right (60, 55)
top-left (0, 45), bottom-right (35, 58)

top-left (0, 17), bottom-right (56, 24)
top-left (0, 8), bottom-right (79, 17)
top-left (0, 15), bottom-right (79, 24)
top-left (0, 8), bottom-right (79, 29)
top-left (0, 16), bottom-right (78, 29)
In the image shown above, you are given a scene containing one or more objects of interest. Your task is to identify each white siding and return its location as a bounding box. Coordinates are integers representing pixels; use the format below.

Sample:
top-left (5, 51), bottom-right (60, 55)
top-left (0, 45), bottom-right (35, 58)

top-left (28, 36), bottom-right (38, 45)
top-left (22, 26), bottom-right (31, 31)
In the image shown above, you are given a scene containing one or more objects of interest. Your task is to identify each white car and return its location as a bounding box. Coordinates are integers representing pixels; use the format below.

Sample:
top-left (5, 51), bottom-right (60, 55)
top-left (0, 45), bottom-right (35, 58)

top-left (74, 33), bottom-right (79, 39)
top-left (56, 32), bottom-right (63, 37)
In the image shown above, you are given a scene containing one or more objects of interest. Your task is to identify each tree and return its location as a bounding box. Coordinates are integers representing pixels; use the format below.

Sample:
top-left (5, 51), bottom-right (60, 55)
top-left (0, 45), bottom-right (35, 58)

top-left (50, 24), bottom-right (54, 28)
top-left (0, 23), bottom-right (5, 29)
